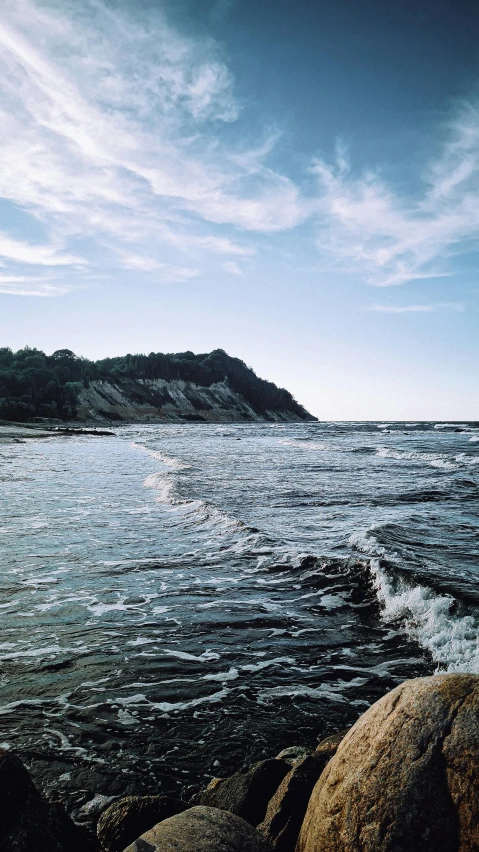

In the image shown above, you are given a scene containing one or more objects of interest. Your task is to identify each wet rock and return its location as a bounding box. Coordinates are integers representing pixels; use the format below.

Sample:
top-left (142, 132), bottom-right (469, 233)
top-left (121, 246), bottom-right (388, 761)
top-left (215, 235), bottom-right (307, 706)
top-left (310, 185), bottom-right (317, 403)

top-left (97, 794), bottom-right (185, 852)
top-left (199, 758), bottom-right (290, 826)
top-left (73, 794), bottom-right (117, 822)
top-left (297, 674), bottom-right (479, 852)
top-left (123, 805), bottom-right (273, 852)
top-left (275, 746), bottom-right (311, 766)
top-left (0, 748), bottom-right (93, 852)
top-left (261, 731), bottom-right (346, 850)
top-left (258, 756), bottom-right (326, 852)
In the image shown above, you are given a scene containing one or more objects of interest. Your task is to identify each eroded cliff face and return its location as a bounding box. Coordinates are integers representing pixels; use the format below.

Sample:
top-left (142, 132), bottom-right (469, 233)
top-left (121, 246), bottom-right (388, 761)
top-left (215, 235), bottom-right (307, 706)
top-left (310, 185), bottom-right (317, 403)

top-left (76, 379), bottom-right (312, 423)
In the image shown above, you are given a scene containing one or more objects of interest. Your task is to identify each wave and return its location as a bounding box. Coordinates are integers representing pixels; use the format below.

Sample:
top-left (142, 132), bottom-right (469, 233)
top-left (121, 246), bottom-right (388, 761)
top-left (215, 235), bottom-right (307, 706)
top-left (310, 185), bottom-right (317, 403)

top-left (351, 529), bottom-right (479, 673)
top-left (279, 439), bottom-right (329, 450)
top-left (132, 443), bottom-right (190, 470)
top-left (138, 444), bottom-right (264, 549)
top-left (375, 446), bottom-right (479, 470)
top-left (371, 559), bottom-right (479, 673)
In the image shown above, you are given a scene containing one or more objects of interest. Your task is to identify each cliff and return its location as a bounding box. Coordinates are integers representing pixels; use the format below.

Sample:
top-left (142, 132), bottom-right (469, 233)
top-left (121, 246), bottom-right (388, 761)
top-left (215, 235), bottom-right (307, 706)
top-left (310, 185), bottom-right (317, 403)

top-left (0, 347), bottom-right (316, 423)
top-left (76, 377), bottom-right (312, 423)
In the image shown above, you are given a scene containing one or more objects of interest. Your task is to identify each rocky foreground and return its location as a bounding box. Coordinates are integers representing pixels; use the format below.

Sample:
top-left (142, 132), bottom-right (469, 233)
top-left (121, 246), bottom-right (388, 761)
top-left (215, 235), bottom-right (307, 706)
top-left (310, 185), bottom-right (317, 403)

top-left (2, 674), bottom-right (479, 852)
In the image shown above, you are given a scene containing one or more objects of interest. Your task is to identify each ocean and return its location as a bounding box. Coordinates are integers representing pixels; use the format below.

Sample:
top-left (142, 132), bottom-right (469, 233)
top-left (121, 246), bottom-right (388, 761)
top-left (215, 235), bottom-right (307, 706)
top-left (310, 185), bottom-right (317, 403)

top-left (1, 421), bottom-right (478, 814)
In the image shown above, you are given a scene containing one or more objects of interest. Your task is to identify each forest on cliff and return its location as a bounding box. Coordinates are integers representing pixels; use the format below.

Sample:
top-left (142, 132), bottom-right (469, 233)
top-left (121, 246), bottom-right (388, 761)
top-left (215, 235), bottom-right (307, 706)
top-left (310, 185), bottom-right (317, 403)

top-left (0, 347), bottom-right (311, 421)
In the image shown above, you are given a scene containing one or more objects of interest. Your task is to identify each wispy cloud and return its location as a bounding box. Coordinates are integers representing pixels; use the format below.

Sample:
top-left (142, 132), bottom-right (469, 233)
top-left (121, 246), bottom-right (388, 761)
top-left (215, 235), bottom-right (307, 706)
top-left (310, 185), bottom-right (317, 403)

top-left (1, 0), bottom-right (479, 302)
top-left (0, 233), bottom-right (84, 267)
top-left (368, 302), bottom-right (465, 314)
top-left (312, 103), bottom-right (479, 287)
top-left (0, 0), bottom-right (310, 295)
top-left (0, 272), bottom-right (71, 296)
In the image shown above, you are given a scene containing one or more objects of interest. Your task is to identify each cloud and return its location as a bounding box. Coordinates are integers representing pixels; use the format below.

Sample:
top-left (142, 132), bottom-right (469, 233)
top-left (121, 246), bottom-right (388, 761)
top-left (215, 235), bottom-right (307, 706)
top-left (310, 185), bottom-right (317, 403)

top-left (367, 302), bottom-right (465, 314)
top-left (0, 233), bottom-right (84, 266)
top-left (0, 273), bottom-right (71, 296)
top-left (223, 260), bottom-right (243, 275)
top-left (312, 103), bottom-right (479, 286)
top-left (0, 0), bottom-right (310, 295)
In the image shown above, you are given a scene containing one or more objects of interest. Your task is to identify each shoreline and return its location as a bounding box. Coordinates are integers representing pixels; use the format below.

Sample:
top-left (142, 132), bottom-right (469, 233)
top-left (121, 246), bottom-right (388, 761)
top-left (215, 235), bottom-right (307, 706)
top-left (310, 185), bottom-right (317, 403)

top-left (0, 422), bottom-right (116, 443)
top-left (4, 673), bottom-right (479, 852)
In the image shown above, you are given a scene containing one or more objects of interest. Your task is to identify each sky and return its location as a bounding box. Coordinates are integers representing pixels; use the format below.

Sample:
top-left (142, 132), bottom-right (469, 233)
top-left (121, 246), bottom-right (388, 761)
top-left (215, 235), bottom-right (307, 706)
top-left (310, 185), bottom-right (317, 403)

top-left (0, 0), bottom-right (478, 419)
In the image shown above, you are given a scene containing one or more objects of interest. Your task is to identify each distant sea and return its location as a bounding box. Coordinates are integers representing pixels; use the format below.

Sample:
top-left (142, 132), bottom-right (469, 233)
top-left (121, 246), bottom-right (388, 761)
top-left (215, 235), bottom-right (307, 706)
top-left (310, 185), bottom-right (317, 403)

top-left (1, 421), bottom-right (478, 813)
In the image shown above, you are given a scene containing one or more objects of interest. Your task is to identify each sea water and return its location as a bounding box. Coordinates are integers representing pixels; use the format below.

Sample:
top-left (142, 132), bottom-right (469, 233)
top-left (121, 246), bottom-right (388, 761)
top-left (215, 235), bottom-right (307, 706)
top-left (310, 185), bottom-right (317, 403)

top-left (0, 421), bottom-right (478, 811)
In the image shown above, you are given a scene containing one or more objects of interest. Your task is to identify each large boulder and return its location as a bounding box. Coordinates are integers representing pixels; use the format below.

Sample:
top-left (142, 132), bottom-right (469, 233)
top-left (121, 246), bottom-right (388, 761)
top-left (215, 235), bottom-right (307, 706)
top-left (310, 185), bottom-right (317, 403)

top-left (297, 674), bottom-right (479, 852)
top-left (258, 755), bottom-right (328, 852)
top-left (0, 749), bottom-right (95, 852)
top-left (123, 805), bottom-right (274, 852)
top-left (97, 794), bottom-right (185, 852)
top-left (199, 758), bottom-right (290, 826)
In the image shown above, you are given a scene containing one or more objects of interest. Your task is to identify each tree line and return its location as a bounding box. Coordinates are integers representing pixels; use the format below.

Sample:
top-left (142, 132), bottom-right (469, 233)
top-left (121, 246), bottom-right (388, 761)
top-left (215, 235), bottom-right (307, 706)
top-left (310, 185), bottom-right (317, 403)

top-left (0, 347), bottom-right (311, 421)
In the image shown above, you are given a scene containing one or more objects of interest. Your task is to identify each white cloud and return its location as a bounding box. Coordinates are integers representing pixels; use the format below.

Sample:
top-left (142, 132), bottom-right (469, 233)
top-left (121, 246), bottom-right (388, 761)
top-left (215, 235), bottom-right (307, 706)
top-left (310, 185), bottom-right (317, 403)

top-left (223, 260), bottom-right (243, 275)
top-left (368, 302), bottom-right (465, 314)
top-left (0, 233), bottom-right (84, 266)
top-left (0, 0), bottom-right (310, 295)
top-left (312, 103), bottom-right (479, 286)
top-left (0, 273), bottom-right (71, 296)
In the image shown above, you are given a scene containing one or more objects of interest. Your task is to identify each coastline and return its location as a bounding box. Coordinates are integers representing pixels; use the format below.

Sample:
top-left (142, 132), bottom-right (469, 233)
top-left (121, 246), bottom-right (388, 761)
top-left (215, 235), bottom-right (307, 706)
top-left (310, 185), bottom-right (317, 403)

top-left (4, 673), bottom-right (479, 852)
top-left (0, 422), bottom-right (115, 443)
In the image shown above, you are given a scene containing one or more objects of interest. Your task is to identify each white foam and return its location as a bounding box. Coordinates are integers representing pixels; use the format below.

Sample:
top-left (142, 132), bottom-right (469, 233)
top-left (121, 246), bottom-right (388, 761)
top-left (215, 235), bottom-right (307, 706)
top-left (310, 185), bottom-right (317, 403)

top-left (258, 677), bottom-right (369, 704)
top-left (163, 648), bottom-right (221, 662)
top-left (133, 443), bottom-right (189, 470)
top-left (371, 559), bottom-right (479, 673)
top-left (376, 447), bottom-right (458, 470)
top-left (143, 468), bottom-right (249, 538)
top-left (320, 593), bottom-right (346, 610)
top-left (112, 688), bottom-right (230, 714)
top-left (352, 528), bottom-right (479, 673)
top-left (279, 439), bottom-right (328, 451)
top-left (143, 472), bottom-right (177, 504)
top-left (241, 656), bottom-right (296, 673)
top-left (350, 529), bottom-right (387, 557)
top-left (203, 667), bottom-right (239, 682)
top-left (43, 728), bottom-right (89, 757)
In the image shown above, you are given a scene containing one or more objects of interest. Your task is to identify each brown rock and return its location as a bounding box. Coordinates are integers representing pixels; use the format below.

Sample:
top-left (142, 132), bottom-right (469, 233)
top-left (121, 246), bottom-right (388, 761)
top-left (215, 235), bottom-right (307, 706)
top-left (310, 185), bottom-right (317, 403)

top-left (0, 748), bottom-right (94, 852)
top-left (297, 674), bottom-right (479, 852)
top-left (199, 759), bottom-right (290, 826)
top-left (123, 805), bottom-right (274, 851)
top-left (314, 729), bottom-right (348, 758)
top-left (97, 794), bottom-right (184, 852)
top-left (258, 756), bottom-right (327, 852)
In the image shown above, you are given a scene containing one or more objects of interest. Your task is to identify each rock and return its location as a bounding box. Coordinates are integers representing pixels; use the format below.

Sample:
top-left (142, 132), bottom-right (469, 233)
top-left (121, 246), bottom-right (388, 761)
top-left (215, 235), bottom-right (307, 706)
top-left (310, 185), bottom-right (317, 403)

top-left (314, 729), bottom-right (348, 758)
top-left (199, 758), bottom-right (290, 826)
top-left (97, 795), bottom-right (185, 852)
top-left (123, 805), bottom-right (273, 852)
top-left (258, 756), bottom-right (327, 852)
top-left (275, 746), bottom-right (311, 766)
top-left (297, 674), bottom-right (479, 852)
top-left (0, 748), bottom-right (94, 852)
top-left (47, 798), bottom-right (99, 852)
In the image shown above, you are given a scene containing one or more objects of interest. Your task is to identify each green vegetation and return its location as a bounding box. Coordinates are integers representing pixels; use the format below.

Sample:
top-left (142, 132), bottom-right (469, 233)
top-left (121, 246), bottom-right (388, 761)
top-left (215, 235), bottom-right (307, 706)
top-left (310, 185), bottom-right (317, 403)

top-left (0, 347), bottom-right (311, 421)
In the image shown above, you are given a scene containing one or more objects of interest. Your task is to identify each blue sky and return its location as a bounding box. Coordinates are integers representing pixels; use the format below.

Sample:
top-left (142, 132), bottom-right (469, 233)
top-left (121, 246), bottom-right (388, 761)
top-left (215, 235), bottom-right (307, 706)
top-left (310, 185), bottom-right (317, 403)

top-left (0, 0), bottom-right (478, 418)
